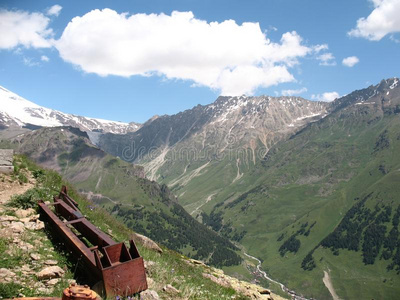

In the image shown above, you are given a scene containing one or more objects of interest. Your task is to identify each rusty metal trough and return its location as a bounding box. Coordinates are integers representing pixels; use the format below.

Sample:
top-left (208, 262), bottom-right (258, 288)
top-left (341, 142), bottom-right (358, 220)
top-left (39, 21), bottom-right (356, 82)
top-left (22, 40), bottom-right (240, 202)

top-left (38, 186), bottom-right (147, 297)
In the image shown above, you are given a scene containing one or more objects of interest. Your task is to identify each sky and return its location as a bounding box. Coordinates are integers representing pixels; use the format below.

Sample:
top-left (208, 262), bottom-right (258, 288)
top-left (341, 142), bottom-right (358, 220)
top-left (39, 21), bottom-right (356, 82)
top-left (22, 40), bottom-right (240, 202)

top-left (0, 0), bottom-right (399, 123)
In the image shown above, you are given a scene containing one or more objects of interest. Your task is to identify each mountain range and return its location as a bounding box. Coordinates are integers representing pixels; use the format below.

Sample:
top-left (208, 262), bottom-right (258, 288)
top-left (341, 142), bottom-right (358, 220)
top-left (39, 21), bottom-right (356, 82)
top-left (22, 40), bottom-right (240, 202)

top-left (0, 85), bottom-right (141, 134)
top-left (1, 78), bottom-right (400, 299)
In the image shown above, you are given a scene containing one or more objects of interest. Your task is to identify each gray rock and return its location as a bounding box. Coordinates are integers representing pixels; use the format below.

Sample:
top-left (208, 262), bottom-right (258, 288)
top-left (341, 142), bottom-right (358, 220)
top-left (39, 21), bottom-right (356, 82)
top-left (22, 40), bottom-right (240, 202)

top-left (132, 233), bottom-right (163, 254)
top-left (140, 290), bottom-right (160, 300)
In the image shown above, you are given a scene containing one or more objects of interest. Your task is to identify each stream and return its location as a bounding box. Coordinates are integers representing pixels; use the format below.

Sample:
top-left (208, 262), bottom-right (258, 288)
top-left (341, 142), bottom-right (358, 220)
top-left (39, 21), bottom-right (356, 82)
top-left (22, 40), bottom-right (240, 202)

top-left (244, 253), bottom-right (310, 300)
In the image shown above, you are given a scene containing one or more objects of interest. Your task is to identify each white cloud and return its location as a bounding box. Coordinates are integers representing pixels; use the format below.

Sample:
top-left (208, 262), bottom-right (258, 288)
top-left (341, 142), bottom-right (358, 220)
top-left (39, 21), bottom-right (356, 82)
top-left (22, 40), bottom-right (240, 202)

top-left (55, 9), bottom-right (314, 95)
top-left (342, 56), bottom-right (359, 67)
top-left (41, 55), bottom-right (50, 62)
top-left (311, 92), bottom-right (340, 102)
top-left (317, 52), bottom-right (336, 66)
top-left (23, 57), bottom-right (39, 67)
top-left (281, 87), bottom-right (307, 96)
top-left (348, 0), bottom-right (400, 41)
top-left (0, 9), bottom-right (53, 49)
top-left (313, 44), bottom-right (329, 53)
top-left (47, 5), bottom-right (62, 17)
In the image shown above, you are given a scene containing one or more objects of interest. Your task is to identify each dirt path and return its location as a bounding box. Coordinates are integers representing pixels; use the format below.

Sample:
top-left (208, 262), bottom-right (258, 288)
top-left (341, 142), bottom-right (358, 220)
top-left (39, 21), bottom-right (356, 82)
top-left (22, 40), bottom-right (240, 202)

top-left (323, 270), bottom-right (340, 300)
top-left (0, 174), bottom-right (34, 205)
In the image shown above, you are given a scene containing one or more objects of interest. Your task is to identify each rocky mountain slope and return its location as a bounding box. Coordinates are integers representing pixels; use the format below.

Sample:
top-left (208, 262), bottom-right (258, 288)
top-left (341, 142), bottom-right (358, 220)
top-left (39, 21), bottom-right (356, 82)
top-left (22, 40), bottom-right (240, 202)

top-left (197, 78), bottom-right (400, 299)
top-left (0, 85), bottom-right (140, 134)
top-left (97, 95), bottom-right (329, 217)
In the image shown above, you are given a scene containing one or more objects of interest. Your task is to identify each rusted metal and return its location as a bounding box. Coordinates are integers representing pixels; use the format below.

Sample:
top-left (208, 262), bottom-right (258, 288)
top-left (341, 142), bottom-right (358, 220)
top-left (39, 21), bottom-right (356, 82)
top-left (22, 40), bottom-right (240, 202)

top-left (38, 186), bottom-right (148, 297)
top-left (62, 283), bottom-right (99, 300)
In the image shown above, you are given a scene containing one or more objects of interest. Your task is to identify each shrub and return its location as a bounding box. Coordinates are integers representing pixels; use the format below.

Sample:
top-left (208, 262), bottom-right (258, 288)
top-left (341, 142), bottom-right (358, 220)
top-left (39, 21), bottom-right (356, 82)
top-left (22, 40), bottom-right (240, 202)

top-left (8, 189), bottom-right (39, 209)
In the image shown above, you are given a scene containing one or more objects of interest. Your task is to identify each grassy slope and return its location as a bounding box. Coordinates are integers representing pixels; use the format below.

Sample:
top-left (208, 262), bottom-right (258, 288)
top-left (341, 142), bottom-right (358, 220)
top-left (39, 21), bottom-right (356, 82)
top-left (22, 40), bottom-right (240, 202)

top-left (0, 155), bottom-right (249, 299)
top-left (201, 86), bottom-right (400, 299)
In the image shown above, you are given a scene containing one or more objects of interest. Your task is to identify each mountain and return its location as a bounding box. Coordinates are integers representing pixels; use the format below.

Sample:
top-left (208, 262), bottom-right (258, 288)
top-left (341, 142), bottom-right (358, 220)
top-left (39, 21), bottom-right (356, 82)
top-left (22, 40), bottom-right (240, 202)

top-left (196, 78), bottom-right (400, 299)
top-left (97, 95), bottom-right (329, 216)
top-left (0, 85), bottom-right (141, 134)
top-left (5, 125), bottom-right (242, 268)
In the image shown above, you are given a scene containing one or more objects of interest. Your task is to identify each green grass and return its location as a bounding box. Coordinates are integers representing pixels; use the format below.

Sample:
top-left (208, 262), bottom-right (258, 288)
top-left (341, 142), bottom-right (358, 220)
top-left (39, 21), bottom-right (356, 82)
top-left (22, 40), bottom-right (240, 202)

top-left (1, 155), bottom-right (252, 299)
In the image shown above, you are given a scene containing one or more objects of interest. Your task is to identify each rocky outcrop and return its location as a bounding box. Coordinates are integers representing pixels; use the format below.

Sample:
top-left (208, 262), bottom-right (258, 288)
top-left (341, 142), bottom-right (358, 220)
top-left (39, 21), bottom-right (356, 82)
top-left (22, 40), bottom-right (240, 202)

top-left (0, 149), bottom-right (13, 174)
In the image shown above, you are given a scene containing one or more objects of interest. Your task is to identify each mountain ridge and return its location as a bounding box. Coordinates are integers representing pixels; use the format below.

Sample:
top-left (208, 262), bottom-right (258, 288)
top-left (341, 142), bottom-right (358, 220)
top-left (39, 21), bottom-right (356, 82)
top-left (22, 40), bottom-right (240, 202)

top-left (0, 85), bottom-right (141, 134)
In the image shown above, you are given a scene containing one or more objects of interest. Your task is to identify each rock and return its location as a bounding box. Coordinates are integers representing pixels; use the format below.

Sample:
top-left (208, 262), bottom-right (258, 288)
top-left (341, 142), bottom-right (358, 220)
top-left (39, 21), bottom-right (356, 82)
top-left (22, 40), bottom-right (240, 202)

top-left (15, 208), bottom-right (36, 218)
top-left (189, 259), bottom-right (206, 266)
top-left (37, 266), bottom-right (65, 280)
top-left (20, 217), bottom-right (31, 223)
top-left (25, 220), bottom-right (45, 230)
top-left (140, 289), bottom-right (160, 300)
top-left (146, 277), bottom-right (155, 289)
top-left (132, 233), bottom-right (163, 253)
top-left (10, 221), bottom-right (25, 233)
top-left (0, 215), bottom-right (17, 222)
top-left (203, 273), bottom-right (231, 288)
top-left (46, 278), bottom-right (60, 286)
top-left (259, 288), bottom-right (271, 295)
top-left (30, 253), bottom-right (41, 260)
top-left (0, 268), bottom-right (15, 278)
top-left (18, 241), bottom-right (34, 251)
top-left (162, 284), bottom-right (180, 295)
top-left (44, 260), bottom-right (58, 265)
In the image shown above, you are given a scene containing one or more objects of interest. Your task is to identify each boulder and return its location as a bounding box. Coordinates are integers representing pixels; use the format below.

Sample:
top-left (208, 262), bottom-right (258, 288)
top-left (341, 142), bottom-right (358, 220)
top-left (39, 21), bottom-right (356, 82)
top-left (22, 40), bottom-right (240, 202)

top-left (132, 233), bottom-right (163, 253)
top-left (37, 266), bottom-right (65, 280)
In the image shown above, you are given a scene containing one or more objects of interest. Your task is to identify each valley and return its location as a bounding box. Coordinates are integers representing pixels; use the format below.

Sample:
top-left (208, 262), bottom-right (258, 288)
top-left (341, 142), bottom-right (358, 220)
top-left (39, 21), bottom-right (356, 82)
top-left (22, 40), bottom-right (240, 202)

top-left (1, 78), bottom-right (400, 299)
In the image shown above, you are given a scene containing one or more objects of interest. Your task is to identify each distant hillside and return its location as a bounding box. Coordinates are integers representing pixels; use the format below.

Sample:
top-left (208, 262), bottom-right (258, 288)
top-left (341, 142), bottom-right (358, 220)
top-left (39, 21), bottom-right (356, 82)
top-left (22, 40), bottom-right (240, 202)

top-left (199, 78), bottom-right (400, 299)
top-left (97, 95), bottom-right (328, 217)
top-left (6, 126), bottom-right (241, 267)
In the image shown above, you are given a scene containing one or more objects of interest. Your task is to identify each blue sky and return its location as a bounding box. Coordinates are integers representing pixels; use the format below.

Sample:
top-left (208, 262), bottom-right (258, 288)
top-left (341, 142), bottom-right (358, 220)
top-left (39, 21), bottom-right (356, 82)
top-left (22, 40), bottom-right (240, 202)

top-left (0, 0), bottom-right (399, 123)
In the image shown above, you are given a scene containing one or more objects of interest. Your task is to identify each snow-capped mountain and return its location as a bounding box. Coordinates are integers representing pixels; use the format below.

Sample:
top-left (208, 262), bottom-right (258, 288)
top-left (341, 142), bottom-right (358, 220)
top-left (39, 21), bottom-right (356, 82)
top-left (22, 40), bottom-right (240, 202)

top-left (0, 85), bottom-right (141, 134)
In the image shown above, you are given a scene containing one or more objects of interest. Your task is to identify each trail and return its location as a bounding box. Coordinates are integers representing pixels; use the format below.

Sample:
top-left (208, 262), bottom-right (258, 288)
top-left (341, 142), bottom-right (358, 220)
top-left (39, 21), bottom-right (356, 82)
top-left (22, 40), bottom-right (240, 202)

top-left (244, 253), bottom-right (309, 300)
top-left (190, 192), bottom-right (216, 216)
top-left (323, 270), bottom-right (340, 300)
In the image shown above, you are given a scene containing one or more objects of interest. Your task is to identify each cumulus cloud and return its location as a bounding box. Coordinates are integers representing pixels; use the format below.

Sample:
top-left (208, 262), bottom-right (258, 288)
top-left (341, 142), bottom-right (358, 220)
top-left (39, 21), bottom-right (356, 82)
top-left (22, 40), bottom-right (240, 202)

top-left (311, 92), bottom-right (340, 102)
top-left (348, 0), bottom-right (400, 41)
top-left (0, 9), bottom-right (53, 49)
top-left (47, 5), bottom-right (62, 17)
top-left (55, 9), bottom-right (314, 95)
top-left (342, 56), bottom-right (359, 67)
top-left (317, 52), bottom-right (336, 66)
top-left (41, 55), bottom-right (50, 62)
top-left (281, 87), bottom-right (307, 96)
